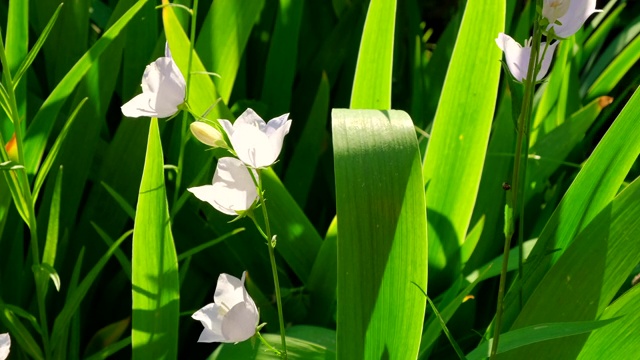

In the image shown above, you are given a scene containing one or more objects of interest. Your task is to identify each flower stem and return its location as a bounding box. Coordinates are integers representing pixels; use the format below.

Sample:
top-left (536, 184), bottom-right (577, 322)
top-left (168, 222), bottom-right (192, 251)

top-left (257, 331), bottom-right (283, 357)
top-left (491, 3), bottom-right (543, 357)
top-left (173, 0), bottom-right (198, 207)
top-left (256, 170), bottom-right (288, 359)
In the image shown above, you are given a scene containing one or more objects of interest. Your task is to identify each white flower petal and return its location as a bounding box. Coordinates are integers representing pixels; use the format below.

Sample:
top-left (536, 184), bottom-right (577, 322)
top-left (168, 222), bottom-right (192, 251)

top-left (121, 93), bottom-right (157, 118)
top-left (218, 119), bottom-right (235, 138)
top-left (536, 41), bottom-right (560, 80)
top-left (121, 54), bottom-right (185, 118)
top-left (231, 124), bottom-right (276, 168)
top-left (221, 301), bottom-right (259, 342)
top-left (0, 333), bottom-right (10, 360)
top-left (495, 33), bottom-right (558, 82)
top-left (265, 113), bottom-right (290, 136)
top-left (235, 108), bottom-right (267, 131)
top-left (547, 0), bottom-right (601, 38)
top-left (188, 158), bottom-right (257, 216)
top-left (214, 273), bottom-right (247, 308)
top-left (192, 303), bottom-right (226, 343)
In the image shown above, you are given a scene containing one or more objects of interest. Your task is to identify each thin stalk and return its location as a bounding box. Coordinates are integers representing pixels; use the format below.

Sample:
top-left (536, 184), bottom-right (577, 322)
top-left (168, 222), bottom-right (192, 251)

top-left (256, 170), bottom-right (288, 359)
top-left (257, 331), bottom-right (283, 357)
top-left (491, 4), bottom-right (543, 358)
top-left (0, 26), bottom-right (50, 356)
top-left (173, 0), bottom-right (198, 206)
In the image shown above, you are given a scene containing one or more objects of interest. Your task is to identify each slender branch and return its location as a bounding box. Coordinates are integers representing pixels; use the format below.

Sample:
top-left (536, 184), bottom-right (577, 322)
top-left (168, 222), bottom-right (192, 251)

top-left (491, 2), bottom-right (543, 357)
top-left (173, 0), bottom-right (198, 206)
top-left (256, 170), bottom-right (288, 359)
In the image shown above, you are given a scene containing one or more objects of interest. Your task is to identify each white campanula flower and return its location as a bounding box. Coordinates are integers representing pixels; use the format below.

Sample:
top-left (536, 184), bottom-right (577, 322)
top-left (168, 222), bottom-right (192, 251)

top-left (192, 272), bottom-right (259, 343)
top-left (543, 0), bottom-right (601, 39)
top-left (188, 157), bottom-right (258, 216)
top-left (121, 43), bottom-right (186, 118)
top-left (0, 333), bottom-right (10, 360)
top-left (495, 33), bottom-right (559, 82)
top-left (219, 108), bottom-right (292, 168)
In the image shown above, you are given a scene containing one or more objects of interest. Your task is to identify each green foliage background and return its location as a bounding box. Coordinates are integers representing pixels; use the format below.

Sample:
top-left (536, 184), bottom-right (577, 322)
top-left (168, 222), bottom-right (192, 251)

top-left (0, 0), bottom-right (639, 359)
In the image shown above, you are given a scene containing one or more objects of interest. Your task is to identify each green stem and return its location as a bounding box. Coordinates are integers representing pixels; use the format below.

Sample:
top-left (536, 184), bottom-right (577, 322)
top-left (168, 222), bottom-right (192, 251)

top-left (173, 0), bottom-right (198, 206)
top-left (0, 25), bottom-right (50, 357)
top-left (257, 331), bottom-right (283, 357)
top-left (256, 170), bottom-right (288, 359)
top-left (491, 3), bottom-right (543, 358)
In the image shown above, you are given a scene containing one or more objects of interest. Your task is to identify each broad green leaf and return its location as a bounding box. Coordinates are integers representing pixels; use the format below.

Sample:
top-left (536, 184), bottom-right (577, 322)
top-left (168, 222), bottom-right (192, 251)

top-left (507, 175), bottom-right (640, 358)
top-left (525, 96), bottom-right (611, 204)
top-left (507, 87), bottom-right (640, 331)
top-left (261, 0), bottom-right (304, 116)
top-left (350, 0), bottom-right (396, 109)
top-left (467, 319), bottom-right (617, 360)
top-left (578, 284), bottom-right (640, 360)
top-left (131, 118), bottom-right (180, 359)
top-left (24, 0), bottom-right (149, 175)
top-left (422, 0), bottom-right (504, 290)
top-left (333, 109), bottom-right (427, 359)
top-left (39, 165), bottom-right (63, 297)
top-left (197, 0), bottom-right (265, 103)
top-left (579, 2), bottom-right (625, 70)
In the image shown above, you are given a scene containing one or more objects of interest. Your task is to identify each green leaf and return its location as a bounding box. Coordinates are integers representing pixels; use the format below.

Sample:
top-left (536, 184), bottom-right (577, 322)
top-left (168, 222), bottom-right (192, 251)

top-left (50, 232), bottom-right (130, 356)
top-left (260, 0), bottom-right (304, 116)
top-left (196, 0), bottom-right (265, 103)
top-left (509, 87), bottom-right (640, 331)
top-left (333, 109), bottom-right (427, 359)
top-left (578, 284), bottom-right (640, 360)
top-left (306, 216), bottom-right (338, 326)
top-left (31, 97), bottom-right (88, 202)
top-left (466, 319), bottom-right (617, 360)
top-left (508, 175), bottom-right (640, 358)
top-left (350, 0), bottom-right (396, 109)
top-left (0, 298), bottom-right (44, 360)
top-left (284, 72), bottom-right (330, 207)
top-left (13, 3), bottom-right (63, 89)
top-left (24, 0), bottom-right (150, 175)
top-left (585, 31), bottom-right (640, 100)
top-left (422, 0), bottom-right (504, 290)
top-left (209, 327), bottom-right (335, 359)
top-left (131, 118), bottom-right (180, 359)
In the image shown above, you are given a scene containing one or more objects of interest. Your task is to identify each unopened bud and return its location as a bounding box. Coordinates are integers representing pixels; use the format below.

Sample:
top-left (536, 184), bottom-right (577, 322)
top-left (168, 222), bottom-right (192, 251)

top-left (190, 122), bottom-right (227, 148)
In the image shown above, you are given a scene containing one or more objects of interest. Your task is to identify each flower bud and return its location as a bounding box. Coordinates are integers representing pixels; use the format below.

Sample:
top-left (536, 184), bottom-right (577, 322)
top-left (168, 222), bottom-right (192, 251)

top-left (190, 121), bottom-right (227, 148)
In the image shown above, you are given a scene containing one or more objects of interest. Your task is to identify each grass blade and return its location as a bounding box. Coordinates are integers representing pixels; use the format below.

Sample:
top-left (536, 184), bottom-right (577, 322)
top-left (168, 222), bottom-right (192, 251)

top-left (350, 0), bottom-right (396, 109)
top-left (131, 118), bottom-right (180, 359)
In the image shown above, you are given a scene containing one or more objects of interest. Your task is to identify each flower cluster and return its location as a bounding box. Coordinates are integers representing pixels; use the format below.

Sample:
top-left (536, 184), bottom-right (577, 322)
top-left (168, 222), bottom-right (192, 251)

top-left (496, 0), bottom-right (601, 82)
top-left (0, 333), bottom-right (10, 360)
top-left (188, 108), bottom-right (292, 215)
top-left (121, 39), bottom-right (292, 347)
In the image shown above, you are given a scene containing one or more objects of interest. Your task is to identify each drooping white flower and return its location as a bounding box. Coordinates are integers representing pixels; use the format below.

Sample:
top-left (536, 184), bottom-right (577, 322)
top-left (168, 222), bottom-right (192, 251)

top-left (192, 272), bottom-right (259, 343)
top-left (0, 333), bottom-right (10, 360)
top-left (188, 157), bottom-right (258, 216)
top-left (121, 43), bottom-right (186, 118)
top-left (543, 0), bottom-right (601, 39)
top-left (219, 109), bottom-right (292, 168)
top-left (495, 33), bottom-right (559, 82)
